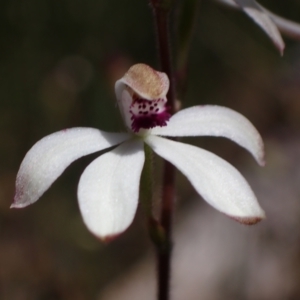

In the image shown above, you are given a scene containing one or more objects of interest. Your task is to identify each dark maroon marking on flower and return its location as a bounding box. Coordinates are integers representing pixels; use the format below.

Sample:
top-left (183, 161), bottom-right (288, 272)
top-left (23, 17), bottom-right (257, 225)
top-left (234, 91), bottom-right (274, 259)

top-left (130, 95), bottom-right (171, 132)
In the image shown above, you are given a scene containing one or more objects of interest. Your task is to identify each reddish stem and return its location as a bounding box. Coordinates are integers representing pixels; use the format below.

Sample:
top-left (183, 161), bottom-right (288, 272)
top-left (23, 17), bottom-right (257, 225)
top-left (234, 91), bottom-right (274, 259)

top-left (151, 1), bottom-right (176, 113)
top-left (150, 1), bottom-right (176, 300)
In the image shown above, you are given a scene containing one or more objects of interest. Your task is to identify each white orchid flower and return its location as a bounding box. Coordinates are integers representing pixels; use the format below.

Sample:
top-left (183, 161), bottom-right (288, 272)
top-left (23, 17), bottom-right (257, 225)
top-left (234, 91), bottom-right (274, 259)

top-left (12, 63), bottom-right (265, 240)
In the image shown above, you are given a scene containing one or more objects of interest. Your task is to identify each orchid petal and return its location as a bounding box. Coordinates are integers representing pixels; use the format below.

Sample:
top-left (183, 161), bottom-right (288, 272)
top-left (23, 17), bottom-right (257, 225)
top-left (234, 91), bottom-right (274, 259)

top-left (150, 105), bottom-right (265, 166)
top-left (12, 128), bottom-right (131, 208)
top-left (77, 138), bottom-right (145, 239)
top-left (145, 135), bottom-right (265, 224)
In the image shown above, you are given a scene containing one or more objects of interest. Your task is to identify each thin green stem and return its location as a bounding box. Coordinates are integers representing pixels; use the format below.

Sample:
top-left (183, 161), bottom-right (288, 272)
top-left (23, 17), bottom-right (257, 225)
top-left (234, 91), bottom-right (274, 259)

top-left (140, 144), bottom-right (154, 216)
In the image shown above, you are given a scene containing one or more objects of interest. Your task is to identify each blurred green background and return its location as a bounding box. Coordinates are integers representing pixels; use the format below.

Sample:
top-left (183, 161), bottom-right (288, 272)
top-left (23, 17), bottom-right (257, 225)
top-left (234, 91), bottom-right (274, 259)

top-left (1, 0), bottom-right (300, 299)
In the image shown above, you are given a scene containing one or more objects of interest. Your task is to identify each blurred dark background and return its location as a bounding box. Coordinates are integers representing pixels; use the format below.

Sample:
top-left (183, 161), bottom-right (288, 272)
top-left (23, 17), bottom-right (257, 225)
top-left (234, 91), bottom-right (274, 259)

top-left (1, 0), bottom-right (300, 299)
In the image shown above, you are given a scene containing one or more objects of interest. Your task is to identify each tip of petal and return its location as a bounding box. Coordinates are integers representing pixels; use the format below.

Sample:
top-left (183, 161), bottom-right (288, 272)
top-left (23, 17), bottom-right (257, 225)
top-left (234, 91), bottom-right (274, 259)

top-left (279, 43), bottom-right (285, 57)
top-left (10, 196), bottom-right (23, 209)
top-left (230, 214), bottom-right (266, 225)
top-left (256, 139), bottom-right (266, 167)
top-left (10, 200), bottom-right (28, 209)
top-left (99, 233), bottom-right (122, 243)
top-left (10, 190), bottom-right (30, 209)
top-left (258, 155), bottom-right (266, 167)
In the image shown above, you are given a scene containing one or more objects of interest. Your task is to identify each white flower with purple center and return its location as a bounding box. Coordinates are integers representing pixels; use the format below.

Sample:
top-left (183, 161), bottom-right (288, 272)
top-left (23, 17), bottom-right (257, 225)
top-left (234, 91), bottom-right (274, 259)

top-left (12, 63), bottom-right (265, 240)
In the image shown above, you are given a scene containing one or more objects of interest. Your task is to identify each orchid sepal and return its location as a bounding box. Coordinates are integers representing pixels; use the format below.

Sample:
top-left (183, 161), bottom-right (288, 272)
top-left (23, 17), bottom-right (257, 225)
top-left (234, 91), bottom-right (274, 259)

top-left (145, 135), bottom-right (265, 224)
top-left (12, 128), bottom-right (130, 209)
top-left (150, 105), bottom-right (265, 166)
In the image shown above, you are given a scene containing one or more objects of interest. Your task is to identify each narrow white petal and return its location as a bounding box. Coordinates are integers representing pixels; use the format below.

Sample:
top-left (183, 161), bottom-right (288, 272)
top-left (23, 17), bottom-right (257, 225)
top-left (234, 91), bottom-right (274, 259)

top-left (150, 105), bottom-right (265, 166)
top-left (146, 135), bottom-right (265, 223)
top-left (77, 139), bottom-right (145, 239)
top-left (243, 7), bottom-right (284, 55)
top-left (232, 0), bottom-right (285, 55)
top-left (12, 128), bottom-right (131, 208)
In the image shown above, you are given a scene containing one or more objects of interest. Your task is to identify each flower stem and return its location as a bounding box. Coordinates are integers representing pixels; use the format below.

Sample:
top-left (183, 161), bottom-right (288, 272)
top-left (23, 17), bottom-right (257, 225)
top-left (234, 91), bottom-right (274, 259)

top-left (157, 161), bottom-right (175, 300)
top-left (141, 144), bottom-right (154, 216)
top-left (150, 1), bottom-right (176, 300)
top-left (151, 0), bottom-right (176, 113)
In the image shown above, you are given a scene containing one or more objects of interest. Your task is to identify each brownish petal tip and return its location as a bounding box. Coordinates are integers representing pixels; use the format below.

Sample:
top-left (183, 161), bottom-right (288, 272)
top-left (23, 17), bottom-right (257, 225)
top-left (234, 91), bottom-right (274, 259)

top-left (99, 233), bottom-right (121, 244)
top-left (231, 215), bottom-right (265, 225)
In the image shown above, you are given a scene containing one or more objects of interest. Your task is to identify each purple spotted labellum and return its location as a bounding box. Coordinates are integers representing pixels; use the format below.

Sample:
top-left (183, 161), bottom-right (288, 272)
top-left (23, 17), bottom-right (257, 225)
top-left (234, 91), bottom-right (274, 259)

top-left (115, 63), bottom-right (171, 133)
top-left (12, 63), bottom-right (265, 240)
